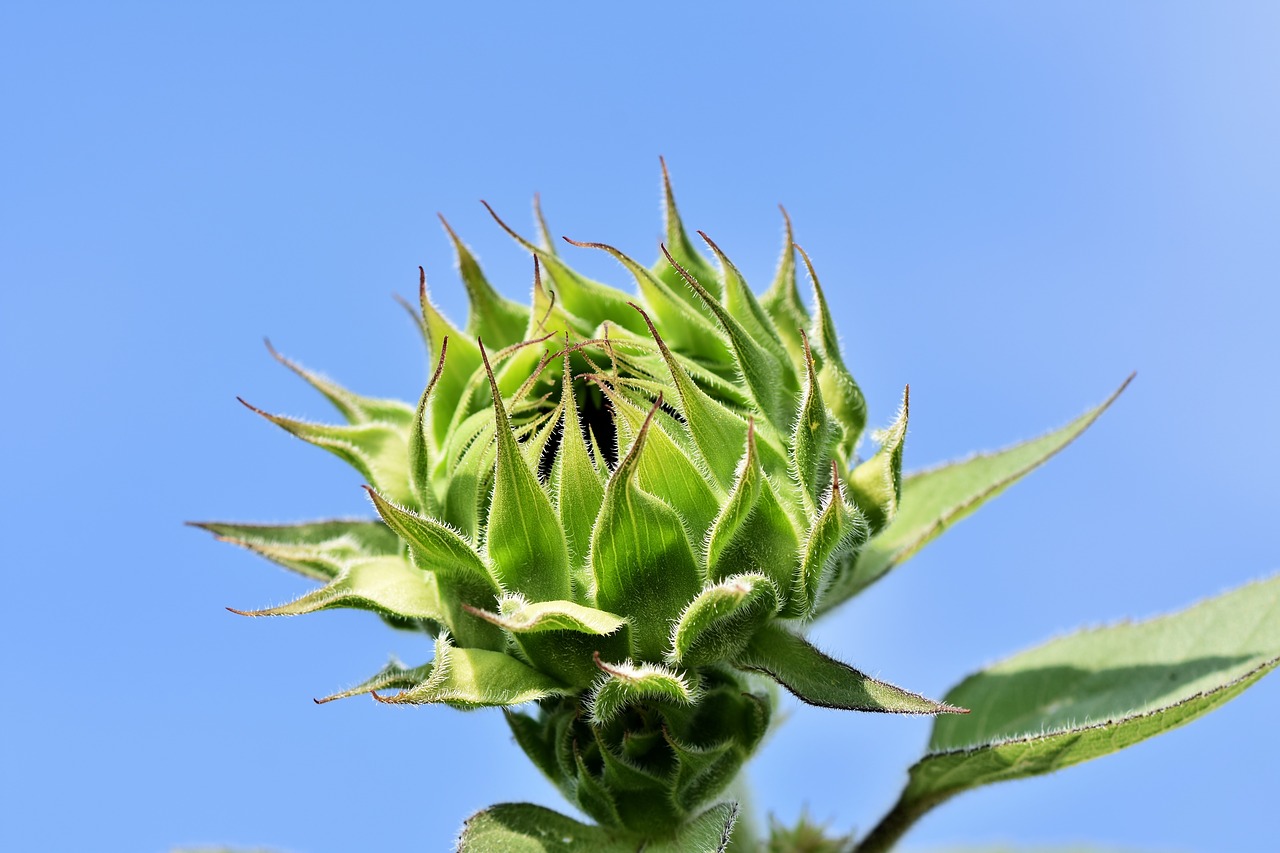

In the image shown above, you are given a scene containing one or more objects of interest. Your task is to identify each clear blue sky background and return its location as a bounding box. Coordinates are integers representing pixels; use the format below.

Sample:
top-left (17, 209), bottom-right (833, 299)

top-left (3, 3), bottom-right (1277, 852)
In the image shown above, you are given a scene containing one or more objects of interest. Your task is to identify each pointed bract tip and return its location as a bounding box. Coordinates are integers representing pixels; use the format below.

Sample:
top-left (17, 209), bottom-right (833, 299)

top-left (226, 606), bottom-right (254, 616)
top-left (643, 392), bottom-right (664, 431)
top-left (592, 649), bottom-right (621, 677)
top-left (798, 328), bottom-right (816, 369)
top-left (436, 212), bottom-right (460, 241)
top-left (370, 690), bottom-right (392, 704)
top-left (425, 335), bottom-right (449, 391)
top-left (561, 235), bottom-right (591, 248)
top-left (658, 243), bottom-right (697, 289)
top-left (477, 337), bottom-right (503, 409)
top-left (480, 199), bottom-right (515, 236)
top-left (236, 396), bottom-right (269, 417)
top-left (793, 243), bottom-right (818, 276)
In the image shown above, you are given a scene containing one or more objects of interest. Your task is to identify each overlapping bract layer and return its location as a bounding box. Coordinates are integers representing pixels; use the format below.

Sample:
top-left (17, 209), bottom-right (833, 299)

top-left (199, 167), bottom-right (966, 832)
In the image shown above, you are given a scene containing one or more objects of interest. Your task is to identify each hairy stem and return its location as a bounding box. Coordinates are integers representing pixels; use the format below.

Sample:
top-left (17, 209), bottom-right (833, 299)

top-left (853, 790), bottom-right (950, 853)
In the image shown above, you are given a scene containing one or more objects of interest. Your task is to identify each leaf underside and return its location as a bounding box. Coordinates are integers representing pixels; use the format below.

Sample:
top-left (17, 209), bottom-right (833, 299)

top-left (820, 375), bottom-right (1132, 615)
top-left (857, 574), bottom-right (1280, 851)
top-left (735, 623), bottom-right (963, 715)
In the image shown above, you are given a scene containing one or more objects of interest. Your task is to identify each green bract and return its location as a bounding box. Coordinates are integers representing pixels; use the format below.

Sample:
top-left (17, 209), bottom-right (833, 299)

top-left (198, 164), bottom-right (1273, 851)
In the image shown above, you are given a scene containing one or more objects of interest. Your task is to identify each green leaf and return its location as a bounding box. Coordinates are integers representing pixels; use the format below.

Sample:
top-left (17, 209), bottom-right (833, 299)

top-left (483, 200), bottom-right (648, 336)
top-left (759, 207), bottom-right (810, 366)
top-left (704, 421), bottom-right (801, 602)
top-left (239, 394), bottom-right (414, 502)
top-left (505, 710), bottom-right (574, 800)
top-left (819, 376), bottom-right (1133, 615)
top-left (372, 634), bottom-right (570, 708)
top-left (440, 416), bottom-right (495, 542)
top-left (797, 246), bottom-right (866, 455)
top-left (470, 594), bottom-right (626, 636)
top-left (238, 398), bottom-right (415, 507)
top-left (456, 801), bottom-right (739, 853)
top-left (408, 336), bottom-right (449, 516)
top-left (364, 487), bottom-right (496, 590)
top-left (227, 555), bottom-right (445, 624)
top-left (416, 268), bottom-right (485, 448)
top-left (857, 575), bottom-right (1280, 853)
top-left (597, 380), bottom-right (723, 544)
top-left (264, 339), bottom-right (413, 428)
top-left (663, 244), bottom-right (793, 433)
top-left (588, 656), bottom-right (702, 725)
top-left (439, 213), bottom-right (530, 348)
top-left (632, 304), bottom-right (750, 490)
top-left (791, 332), bottom-right (841, 514)
top-left (572, 750), bottom-right (625, 827)
top-left (654, 156), bottom-right (723, 302)
top-left (315, 656), bottom-right (431, 704)
top-left (669, 574), bottom-right (779, 667)
top-left (189, 519), bottom-right (401, 582)
top-left (788, 464), bottom-right (867, 619)
top-left (568, 237), bottom-right (728, 365)
top-left (698, 230), bottom-right (794, 381)
top-left (735, 623), bottom-right (964, 715)
top-left (481, 342), bottom-right (571, 603)
top-left (532, 193), bottom-right (558, 255)
top-left (525, 256), bottom-right (594, 342)
top-left (471, 595), bottom-right (630, 687)
top-left (364, 485), bottom-right (504, 648)
top-left (847, 386), bottom-right (909, 536)
top-left (589, 396), bottom-right (704, 660)
top-left (667, 735), bottom-right (741, 815)
top-left (556, 346), bottom-right (606, 596)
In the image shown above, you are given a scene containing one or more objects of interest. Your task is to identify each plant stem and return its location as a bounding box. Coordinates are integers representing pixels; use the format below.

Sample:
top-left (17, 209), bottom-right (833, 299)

top-left (853, 790), bottom-right (950, 853)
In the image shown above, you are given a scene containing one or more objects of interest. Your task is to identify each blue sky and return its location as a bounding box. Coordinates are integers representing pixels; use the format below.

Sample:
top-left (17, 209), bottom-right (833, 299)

top-left (3, 3), bottom-right (1277, 851)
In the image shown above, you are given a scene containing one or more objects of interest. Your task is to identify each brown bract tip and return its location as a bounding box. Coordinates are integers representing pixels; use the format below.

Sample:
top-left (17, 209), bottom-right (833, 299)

top-left (235, 396), bottom-right (267, 416)
top-left (658, 244), bottom-right (699, 292)
top-left (423, 335), bottom-right (448, 396)
top-left (592, 650), bottom-right (620, 677)
top-left (480, 200), bottom-right (531, 249)
top-left (437, 212), bottom-right (460, 242)
top-left (695, 229), bottom-right (723, 256)
top-left (477, 338), bottom-right (505, 416)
